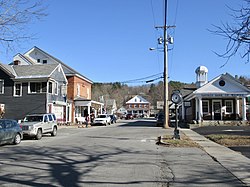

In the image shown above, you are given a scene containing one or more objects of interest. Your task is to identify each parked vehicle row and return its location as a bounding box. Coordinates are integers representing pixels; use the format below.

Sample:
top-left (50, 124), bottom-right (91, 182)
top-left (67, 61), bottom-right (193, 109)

top-left (1, 113), bottom-right (118, 146)
top-left (0, 113), bottom-right (58, 146)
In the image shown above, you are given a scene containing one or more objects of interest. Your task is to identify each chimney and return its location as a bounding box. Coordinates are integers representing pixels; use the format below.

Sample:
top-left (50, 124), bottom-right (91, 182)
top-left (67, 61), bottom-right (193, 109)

top-left (13, 60), bottom-right (20, 65)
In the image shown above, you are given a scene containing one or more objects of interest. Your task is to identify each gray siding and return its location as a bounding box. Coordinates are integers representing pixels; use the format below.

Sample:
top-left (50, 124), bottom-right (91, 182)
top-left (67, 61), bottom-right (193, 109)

top-left (0, 70), bottom-right (46, 120)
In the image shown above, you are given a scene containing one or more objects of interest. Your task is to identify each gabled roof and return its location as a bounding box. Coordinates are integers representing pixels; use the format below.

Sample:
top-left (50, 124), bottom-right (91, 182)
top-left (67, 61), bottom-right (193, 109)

top-left (10, 53), bottom-right (35, 65)
top-left (126, 95), bottom-right (150, 104)
top-left (13, 64), bottom-right (59, 78)
top-left (185, 73), bottom-right (250, 101)
top-left (0, 63), bottom-right (16, 77)
top-left (0, 63), bottom-right (63, 80)
top-left (24, 46), bottom-right (93, 84)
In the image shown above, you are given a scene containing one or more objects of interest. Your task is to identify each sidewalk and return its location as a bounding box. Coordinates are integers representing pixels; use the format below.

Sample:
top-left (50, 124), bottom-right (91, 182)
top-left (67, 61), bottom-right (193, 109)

top-left (181, 128), bottom-right (250, 186)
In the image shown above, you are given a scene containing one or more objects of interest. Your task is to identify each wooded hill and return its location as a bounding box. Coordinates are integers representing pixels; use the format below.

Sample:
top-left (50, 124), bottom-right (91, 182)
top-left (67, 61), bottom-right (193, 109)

top-left (91, 81), bottom-right (191, 109)
top-left (92, 76), bottom-right (250, 109)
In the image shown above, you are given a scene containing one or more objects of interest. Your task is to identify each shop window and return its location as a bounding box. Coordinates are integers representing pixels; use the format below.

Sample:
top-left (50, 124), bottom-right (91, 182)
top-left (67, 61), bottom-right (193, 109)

top-left (225, 100), bottom-right (233, 113)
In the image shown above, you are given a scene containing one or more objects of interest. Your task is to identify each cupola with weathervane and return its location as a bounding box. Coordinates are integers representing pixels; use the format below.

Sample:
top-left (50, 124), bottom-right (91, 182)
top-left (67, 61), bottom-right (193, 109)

top-left (195, 66), bottom-right (208, 88)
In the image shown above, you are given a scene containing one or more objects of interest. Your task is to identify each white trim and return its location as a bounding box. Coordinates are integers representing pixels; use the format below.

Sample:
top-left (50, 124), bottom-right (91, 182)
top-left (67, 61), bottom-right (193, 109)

top-left (14, 82), bottom-right (22, 97)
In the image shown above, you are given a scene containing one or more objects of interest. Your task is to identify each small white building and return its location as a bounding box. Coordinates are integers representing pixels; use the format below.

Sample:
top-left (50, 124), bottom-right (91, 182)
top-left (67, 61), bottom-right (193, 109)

top-left (180, 66), bottom-right (250, 125)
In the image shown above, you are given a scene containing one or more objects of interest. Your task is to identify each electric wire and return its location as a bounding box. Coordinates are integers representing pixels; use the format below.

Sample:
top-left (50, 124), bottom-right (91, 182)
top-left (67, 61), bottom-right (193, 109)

top-left (120, 72), bottom-right (163, 84)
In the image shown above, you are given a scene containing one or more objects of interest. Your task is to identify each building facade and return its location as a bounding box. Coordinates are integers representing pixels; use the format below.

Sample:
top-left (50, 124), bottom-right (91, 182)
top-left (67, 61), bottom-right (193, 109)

top-left (125, 95), bottom-right (150, 117)
top-left (180, 66), bottom-right (250, 125)
top-left (11, 46), bottom-right (103, 123)
top-left (0, 63), bottom-right (67, 121)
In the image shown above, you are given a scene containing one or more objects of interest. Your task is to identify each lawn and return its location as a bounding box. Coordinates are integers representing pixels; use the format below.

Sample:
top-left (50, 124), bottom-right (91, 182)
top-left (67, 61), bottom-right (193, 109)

top-left (205, 134), bottom-right (250, 146)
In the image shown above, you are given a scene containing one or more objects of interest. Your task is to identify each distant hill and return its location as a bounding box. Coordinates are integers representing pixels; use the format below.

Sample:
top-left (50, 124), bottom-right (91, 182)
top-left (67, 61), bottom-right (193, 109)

top-left (91, 81), bottom-right (193, 108)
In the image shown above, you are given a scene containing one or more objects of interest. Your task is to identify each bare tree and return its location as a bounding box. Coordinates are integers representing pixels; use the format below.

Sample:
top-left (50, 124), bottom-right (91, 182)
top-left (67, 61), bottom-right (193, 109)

top-left (211, 0), bottom-right (250, 66)
top-left (0, 0), bottom-right (47, 53)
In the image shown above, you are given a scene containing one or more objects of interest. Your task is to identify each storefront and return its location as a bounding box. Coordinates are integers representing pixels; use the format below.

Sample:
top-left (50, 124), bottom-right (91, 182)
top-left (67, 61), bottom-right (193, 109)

top-left (181, 66), bottom-right (250, 124)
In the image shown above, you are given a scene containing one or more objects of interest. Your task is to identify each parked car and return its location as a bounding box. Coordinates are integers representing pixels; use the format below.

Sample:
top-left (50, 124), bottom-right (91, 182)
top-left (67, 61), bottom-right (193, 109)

top-left (156, 113), bottom-right (164, 127)
top-left (0, 119), bottom-right (23, 145)
top-left (109, 114), bottom-right (117, 124)
top-left (125, 113), bottom-right (134, 120)
top-left (93, 114), bottom-right (111, 126)
top-left (21, 113), bottom-right (58, 140)
top-left (156, 113), bottom-right (176, 127)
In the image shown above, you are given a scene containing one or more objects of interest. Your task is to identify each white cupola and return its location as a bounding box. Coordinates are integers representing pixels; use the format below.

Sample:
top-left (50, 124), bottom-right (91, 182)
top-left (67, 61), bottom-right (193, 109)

top-left (195, 66), bottom-right (208, 88)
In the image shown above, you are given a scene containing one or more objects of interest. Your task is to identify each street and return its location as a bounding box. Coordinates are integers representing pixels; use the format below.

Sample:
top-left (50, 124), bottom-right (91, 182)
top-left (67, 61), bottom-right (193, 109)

top-left (0, 119), bottom-right (245, 187)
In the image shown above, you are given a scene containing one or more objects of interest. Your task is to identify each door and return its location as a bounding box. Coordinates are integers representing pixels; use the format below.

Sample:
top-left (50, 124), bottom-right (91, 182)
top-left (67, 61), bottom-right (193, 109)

top-left (212, 100), bottom-right (222, 120)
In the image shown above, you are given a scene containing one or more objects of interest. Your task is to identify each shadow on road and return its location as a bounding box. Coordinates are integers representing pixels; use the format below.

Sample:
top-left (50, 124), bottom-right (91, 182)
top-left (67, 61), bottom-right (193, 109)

top-left (118, 119), bottom-right (162, 128)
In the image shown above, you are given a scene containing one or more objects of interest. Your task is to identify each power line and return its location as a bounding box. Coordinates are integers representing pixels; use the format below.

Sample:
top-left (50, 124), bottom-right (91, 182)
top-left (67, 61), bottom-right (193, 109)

top-left (120, 72), bottom-right (163, 84)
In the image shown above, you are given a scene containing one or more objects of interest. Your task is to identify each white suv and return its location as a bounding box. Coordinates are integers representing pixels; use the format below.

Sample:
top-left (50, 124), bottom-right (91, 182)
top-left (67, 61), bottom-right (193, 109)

top-left (93, 114), bottom-right (111, 126)
top-left (21, 113), bottom-right (57, 140)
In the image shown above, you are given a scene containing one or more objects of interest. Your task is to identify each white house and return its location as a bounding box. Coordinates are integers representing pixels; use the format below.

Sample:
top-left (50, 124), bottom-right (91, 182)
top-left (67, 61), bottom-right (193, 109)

top-left (125, 95), bottom-right (150, 117)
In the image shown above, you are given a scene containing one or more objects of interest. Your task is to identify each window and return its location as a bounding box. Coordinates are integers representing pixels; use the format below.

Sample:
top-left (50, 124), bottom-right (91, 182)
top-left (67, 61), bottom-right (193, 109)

top-left (87, 88), bottom-right (90, 99)
top-left (77, 84), bottom-right (80, 96)
top-left (0, 79), bottom-right (4, 94)
top-left (42, 82), bottom-right (47, 92)
top-left (37, 59), bottom-right (40, 63)
top-left (43, 60), bottom-right (47, 64)
top-left (54, 82), bottom-right (58, 95)
top-left (14, 83), bottom-right (22, 96)
top-left (30, 82), bottom-right (41, 93)
top-left (29, 82), bottom-right (47, 93)
top-left (225, 100), bottom-right (233, 113)
top-left (219, 80), bottom-right (225, 87)
top-left (202, 100), bottom-right (209, 114)
top-left (48, 114), bottom-right (53, 121)
top-left (48, 82), bottom-right (53, 94)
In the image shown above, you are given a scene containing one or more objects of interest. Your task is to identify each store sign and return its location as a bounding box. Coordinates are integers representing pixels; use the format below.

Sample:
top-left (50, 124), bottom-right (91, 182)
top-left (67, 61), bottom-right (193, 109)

top-left (202, 94), bottom-right (245, 97)
top-left (157, 101), bottom-right (164, 109)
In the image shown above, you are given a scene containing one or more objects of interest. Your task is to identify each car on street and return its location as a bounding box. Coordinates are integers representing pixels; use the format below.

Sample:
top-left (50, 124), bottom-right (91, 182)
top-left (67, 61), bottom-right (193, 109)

top-left (125, 113), bottom-right (134, 120)
top-left (156, 113), bottom-right (164, 127)
top-left (21, 113), bottom-right (58, 140)
top-left (93, 114), bottom-right (111, 126)
top-left (0, 119), bottom-right (23, 145)
top-left (156, 112), bottom-right (176, 127)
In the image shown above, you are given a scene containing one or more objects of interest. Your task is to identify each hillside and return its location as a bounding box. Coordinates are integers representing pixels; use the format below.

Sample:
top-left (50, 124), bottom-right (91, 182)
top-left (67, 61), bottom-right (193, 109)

top-left (91, 81), bottom-right (192, 109)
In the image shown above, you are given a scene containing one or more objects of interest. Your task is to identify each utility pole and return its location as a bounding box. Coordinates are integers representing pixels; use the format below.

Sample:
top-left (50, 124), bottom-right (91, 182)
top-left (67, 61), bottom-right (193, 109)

top-left (153, 0), bottom-right (174, 128)
top-left (163, 0), bottom-right (169, 129)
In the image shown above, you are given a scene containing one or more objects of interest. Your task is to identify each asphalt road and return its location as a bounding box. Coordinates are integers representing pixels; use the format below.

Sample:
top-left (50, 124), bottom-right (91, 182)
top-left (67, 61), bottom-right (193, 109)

top-left (0, 119), bottom-right (244, 186)
top-left (192, 125), bottom-right (250, 159)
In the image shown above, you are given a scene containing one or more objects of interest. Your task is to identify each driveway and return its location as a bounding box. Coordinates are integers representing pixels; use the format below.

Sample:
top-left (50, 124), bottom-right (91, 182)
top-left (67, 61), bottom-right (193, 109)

top-left (192, 125), bottom-right (250, 159)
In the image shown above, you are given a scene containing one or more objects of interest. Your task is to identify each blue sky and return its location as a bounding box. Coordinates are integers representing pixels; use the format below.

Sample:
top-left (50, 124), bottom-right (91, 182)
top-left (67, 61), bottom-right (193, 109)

top-left (1, 0), bottom-right (249, 85)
